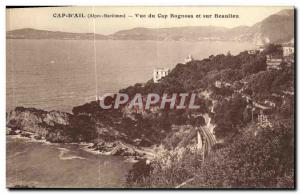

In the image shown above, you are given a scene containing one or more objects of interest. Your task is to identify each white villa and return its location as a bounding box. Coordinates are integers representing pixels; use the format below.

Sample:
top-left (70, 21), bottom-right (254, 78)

top-left (153, 68), bottom-right (170, 83)
top-left (283, 46), bottom-right (294, 57)
top-left (282, 39), bottom-right (294, 57)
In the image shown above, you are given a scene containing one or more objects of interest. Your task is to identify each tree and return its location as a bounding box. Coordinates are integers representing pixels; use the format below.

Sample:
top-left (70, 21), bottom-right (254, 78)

top-left (214, 95), bottom-right (247, 138)
top-left (263, 44), bottom-right (283, 58)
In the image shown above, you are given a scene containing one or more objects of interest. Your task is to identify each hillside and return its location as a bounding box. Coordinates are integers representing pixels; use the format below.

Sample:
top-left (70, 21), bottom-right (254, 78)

top-left (6, 9), bottom-right (294, 44)
top-left (245, 9), bottom-right (294, 44)
top-left (6, 44), bottom-right (295, 188)
top-left (121, 44), bottom-right (294, 188)
top-left (110, 26), bottom-right (230, 41)
top-left (112, 9), bottom-right (294, 43)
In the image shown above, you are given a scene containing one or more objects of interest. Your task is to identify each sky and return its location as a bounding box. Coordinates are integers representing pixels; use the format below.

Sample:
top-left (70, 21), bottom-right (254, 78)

top-left (6, 6), bottom-right (293, 35)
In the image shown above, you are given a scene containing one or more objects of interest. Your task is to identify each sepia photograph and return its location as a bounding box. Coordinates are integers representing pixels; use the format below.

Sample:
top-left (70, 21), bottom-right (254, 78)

top-left (6, 6), bottom-right (295, 189)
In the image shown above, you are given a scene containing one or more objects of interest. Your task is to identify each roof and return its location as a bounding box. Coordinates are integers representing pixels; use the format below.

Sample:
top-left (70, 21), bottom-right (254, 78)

top-left (154, 68), bottom-right (170, 72)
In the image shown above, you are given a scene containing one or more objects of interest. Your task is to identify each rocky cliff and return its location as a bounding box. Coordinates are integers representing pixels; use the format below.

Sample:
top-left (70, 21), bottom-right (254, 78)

top-left (6, 107), bottom-right (73, 142)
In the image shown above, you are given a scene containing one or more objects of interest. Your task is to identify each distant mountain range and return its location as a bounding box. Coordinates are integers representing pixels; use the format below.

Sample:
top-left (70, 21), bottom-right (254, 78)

top-left (6, 28), bottom-right (107, 40)
top-left (7, 9), bottom-right (294, 44)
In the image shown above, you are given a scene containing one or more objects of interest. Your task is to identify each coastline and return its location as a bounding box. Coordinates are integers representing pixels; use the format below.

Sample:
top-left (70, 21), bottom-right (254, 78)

top-left (7, 134), bottom-right (133, 188)
top-left (6, 128), bottom-right (154, 163)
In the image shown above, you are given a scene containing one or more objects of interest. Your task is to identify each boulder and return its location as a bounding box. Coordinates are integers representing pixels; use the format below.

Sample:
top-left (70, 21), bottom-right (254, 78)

top-left (20, 132), bottom-right (31, 138)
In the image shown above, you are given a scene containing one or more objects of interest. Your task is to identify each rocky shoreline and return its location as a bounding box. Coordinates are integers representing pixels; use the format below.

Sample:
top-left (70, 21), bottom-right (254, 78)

top-left (6, 125), bottom-right (153, 162)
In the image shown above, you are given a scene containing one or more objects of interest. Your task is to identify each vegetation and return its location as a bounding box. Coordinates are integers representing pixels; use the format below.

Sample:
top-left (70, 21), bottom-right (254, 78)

top-left (247, 66), bottom-right (294, 101)
top-left (7, 43), bottom-right (294, 188)
top-left (213, 94), bottom-right (248, 139)
top-left (125, 44), bottom-right (294, 188)
top-left (127, 119), bottom-right (294, 188)
top-left (189, 120), bottom-right (294, 188)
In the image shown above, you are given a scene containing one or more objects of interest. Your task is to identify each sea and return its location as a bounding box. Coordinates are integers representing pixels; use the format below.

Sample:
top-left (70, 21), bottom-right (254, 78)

top-left (6, 39), bottom-right (255, 187)
top-left (6, 136), bottom-right (131, 188)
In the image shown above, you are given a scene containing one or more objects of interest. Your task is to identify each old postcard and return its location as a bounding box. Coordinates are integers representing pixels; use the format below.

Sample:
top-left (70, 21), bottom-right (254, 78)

top-left (6, 6), bottom-right (295, 189)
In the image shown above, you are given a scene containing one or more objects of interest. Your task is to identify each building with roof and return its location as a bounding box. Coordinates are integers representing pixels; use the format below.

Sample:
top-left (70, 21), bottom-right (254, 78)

top-left (266, 55), bottom-right (283, 70)
top-left (153, 68), bottom-right (170, 83)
